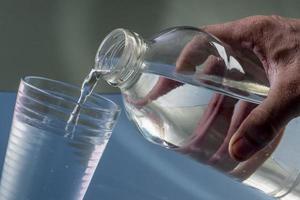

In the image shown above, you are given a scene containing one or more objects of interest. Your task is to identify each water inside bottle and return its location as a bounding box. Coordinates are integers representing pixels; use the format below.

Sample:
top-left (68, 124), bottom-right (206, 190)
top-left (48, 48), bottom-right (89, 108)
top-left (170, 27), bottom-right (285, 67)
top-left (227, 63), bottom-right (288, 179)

top-left (143, 62), bottom-right (270, 104)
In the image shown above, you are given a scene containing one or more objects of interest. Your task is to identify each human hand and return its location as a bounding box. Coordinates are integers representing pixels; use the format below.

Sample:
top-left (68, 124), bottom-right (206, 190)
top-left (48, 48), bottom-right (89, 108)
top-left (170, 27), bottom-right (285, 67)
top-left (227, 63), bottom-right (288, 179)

top-left (203, 15), bottom-right (300, 162)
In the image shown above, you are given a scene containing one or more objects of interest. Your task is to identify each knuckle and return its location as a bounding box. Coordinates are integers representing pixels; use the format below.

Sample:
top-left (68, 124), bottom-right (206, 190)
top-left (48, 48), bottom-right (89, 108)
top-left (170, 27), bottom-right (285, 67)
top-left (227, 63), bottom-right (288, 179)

top-left (237, 15), bottom-right (276, 44)
top-left (244, 15), bottom-right (273, 27)
top-left (270, 14), bottom-right (284, 21)
top-left (270, 43), bottom-right (300, 65)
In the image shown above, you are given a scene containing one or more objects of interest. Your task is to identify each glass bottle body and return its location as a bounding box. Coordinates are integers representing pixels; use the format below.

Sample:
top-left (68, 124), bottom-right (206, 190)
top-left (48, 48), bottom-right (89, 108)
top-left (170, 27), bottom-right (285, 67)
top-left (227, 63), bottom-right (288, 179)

top-left (96, 27), bottom-right (300, 199)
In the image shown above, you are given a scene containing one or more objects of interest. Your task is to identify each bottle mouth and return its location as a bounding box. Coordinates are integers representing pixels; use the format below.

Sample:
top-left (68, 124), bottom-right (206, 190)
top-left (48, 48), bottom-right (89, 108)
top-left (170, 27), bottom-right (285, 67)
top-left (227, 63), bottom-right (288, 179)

top-left (95, 28), bottom-right (146, 87)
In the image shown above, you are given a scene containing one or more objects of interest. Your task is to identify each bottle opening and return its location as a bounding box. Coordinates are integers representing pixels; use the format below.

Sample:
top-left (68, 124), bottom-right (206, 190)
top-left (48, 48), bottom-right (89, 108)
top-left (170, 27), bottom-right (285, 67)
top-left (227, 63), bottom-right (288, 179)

top-left (94, 29), bottom-right (146, 87)
top-left (95, 29), bottom-right (126, 75)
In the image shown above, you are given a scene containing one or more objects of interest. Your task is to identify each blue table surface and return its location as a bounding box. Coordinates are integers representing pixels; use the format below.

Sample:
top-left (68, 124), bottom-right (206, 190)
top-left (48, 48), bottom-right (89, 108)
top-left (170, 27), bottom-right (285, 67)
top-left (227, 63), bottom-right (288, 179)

top-left (0, 92), bottom-right (273, 200)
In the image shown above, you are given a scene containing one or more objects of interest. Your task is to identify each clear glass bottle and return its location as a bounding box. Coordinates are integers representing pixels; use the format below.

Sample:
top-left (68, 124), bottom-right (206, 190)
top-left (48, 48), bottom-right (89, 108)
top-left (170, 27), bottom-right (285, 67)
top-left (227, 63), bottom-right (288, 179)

top-left (94, 27), bottom-right (300, 199)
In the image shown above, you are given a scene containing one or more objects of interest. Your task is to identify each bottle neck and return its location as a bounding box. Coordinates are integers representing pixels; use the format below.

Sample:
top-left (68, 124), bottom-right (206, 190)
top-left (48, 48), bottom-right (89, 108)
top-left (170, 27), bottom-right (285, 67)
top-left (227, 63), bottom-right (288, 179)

top-left (94, 29), bottom-right (147, 89)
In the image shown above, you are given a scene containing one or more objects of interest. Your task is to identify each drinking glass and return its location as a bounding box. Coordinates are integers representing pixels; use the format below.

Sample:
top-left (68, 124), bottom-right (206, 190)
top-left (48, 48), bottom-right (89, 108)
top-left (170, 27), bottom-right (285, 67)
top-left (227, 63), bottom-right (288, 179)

top-left (0, 76), bottom-right (120, 200)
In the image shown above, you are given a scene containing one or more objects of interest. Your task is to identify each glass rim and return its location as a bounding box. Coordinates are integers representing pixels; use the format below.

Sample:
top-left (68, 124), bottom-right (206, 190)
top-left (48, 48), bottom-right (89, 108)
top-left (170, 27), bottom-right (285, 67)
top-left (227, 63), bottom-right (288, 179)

top-left (21, 76), bottom-right (121, 114)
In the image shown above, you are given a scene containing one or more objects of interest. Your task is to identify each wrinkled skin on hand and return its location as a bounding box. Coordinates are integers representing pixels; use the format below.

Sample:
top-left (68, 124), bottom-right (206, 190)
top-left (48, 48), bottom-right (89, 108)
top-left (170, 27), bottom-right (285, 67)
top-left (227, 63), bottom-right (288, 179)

top-left (126, 15), bottom-right (300, 179)
top-left (204, 15), bottom-right (300, 160)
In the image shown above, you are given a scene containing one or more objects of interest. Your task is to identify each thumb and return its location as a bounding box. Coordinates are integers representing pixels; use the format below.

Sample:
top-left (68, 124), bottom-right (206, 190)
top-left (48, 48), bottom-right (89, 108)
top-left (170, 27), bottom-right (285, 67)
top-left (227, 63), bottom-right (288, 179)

top-left (228, 83), bottom-right (294, 161)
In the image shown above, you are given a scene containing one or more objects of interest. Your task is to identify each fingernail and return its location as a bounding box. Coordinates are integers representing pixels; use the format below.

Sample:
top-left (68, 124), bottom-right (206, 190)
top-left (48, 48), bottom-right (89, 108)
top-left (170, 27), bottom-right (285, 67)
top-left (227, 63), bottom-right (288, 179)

top-left (231, 137), bottom-right (256, 161)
